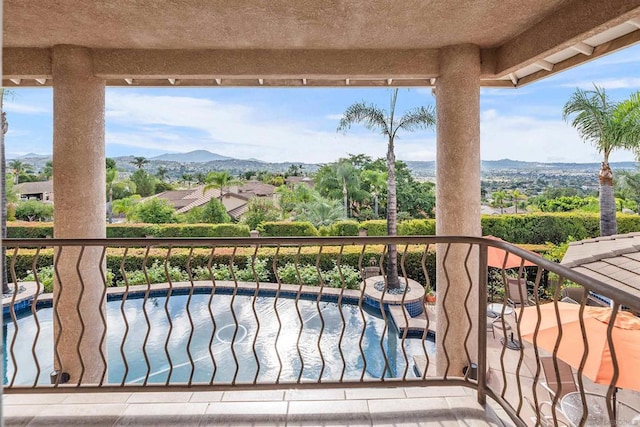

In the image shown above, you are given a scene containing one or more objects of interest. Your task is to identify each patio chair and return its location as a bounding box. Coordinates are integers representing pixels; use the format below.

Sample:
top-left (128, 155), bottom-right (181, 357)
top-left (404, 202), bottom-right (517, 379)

top-left (524, 396), bottom-right (571, 427)
top-left (506, 277), bottom-right (533, 319)
top-left (539, 356), bottom-right (577, 399)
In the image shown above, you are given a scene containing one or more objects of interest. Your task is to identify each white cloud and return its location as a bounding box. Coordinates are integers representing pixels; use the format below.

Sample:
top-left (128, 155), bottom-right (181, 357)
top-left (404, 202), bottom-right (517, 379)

top-left (479, 110), bottom-right (636, 163)
top-left (4, 102), bottom-right (50, 115)
top-left (105, 92), bottom-right (436, 163)
top-left (325, 114), bottom-right (343, 120)
top-left (560, 78), bottom-right (640, 90)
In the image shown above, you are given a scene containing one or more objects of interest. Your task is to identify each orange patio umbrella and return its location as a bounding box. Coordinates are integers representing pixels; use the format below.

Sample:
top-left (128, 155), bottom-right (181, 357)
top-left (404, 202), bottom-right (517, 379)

top-left (484, 236), bottom-right (538, 269)
top-left (518, 302), bottom-right (640, 392)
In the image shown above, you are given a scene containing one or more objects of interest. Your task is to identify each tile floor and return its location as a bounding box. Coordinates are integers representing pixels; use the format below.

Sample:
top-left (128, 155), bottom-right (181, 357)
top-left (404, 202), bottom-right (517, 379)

top-left (2, 386), bottom-right (514, 426)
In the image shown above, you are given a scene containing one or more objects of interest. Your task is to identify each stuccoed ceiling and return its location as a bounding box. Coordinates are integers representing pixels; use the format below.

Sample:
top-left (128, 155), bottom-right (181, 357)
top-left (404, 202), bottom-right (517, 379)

top-left (3, 0), bottom-right (640, 87)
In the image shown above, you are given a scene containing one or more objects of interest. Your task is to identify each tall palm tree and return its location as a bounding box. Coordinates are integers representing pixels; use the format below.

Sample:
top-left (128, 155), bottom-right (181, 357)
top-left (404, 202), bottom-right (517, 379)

top-left (338, 89), bottom-right (436, 289)
top-left (155, 166), bottom-right (168, 182)
top-left (510, 189), bottom-right (526, 214)
top-left (335, 160), bottom-right (359, 218)
top-left (8, 160), bottom-right (24, 184)
top-left (203, 171), bottom-right (240, 200)
top-left (361, 169), bottom-right (387, 218)
top-left (563, 86), bottom-right (640, 236)
top-left (131, 156), bottom-right (150, 169)
top-left (491, 190), bottom-right (507, 214)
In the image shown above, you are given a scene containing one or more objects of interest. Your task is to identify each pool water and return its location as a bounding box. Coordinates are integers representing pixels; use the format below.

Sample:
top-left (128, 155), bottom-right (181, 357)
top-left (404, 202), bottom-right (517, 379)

top-left (3, 293), bottom-right (434, 385)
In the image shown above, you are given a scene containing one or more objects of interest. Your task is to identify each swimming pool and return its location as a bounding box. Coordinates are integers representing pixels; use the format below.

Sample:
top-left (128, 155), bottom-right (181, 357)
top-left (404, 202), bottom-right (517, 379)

top-left (3, 292), bottom-right (434, 385)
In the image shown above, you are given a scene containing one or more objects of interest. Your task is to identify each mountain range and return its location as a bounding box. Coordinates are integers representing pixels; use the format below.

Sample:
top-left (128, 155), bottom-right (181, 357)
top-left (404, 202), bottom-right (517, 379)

top-left (9, 150), bottom-right (639, 175)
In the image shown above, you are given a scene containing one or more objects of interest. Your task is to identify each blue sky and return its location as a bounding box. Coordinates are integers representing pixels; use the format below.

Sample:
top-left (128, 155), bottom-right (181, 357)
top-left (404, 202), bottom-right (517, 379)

top-left (4, 44), bottom-right (640, 164)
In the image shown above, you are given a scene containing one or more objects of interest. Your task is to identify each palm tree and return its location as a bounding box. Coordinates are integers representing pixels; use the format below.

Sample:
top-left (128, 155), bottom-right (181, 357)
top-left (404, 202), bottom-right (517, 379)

top-left (510, 189), bottom-right (526, 214)
top-left (335, 160), bottom-right (359, 218)
top-left (203, 171), bottom-right (240, 200)
top-left (361, 169), bottom-right (387, 219)
top-left (8, 159), bottom-right (24, 184)
top-left (131, 156), bottom-right (150, 169)
top-left (297, 198), bottom-right (343, 227)
top-left (181, 173), bottom-right (194, 188)
top-left (563, 86), bottom-right (640, 236)
top-left (338, 89), bottom-right (436, 289)
top-left (491, 190), bottom-right (507, 214)
top-left (155, 166), bottom-right (168, 182)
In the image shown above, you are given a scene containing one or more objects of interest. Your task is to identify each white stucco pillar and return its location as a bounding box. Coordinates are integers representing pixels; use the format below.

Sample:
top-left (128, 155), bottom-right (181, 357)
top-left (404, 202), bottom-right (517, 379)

top-left (52, 45), bottom-right (106, 384)
top-left (435, 44), bottom-right (481, 376)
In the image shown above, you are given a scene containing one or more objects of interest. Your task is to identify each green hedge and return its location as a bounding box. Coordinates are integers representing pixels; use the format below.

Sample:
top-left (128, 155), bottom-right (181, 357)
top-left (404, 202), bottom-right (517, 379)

top-left (10, 213), bottom-right (640, 243)
top-left (327, 220), bottom-right (360, 236)
top-left (480, 213), bottom-right (640, 244)
top-left (258, 221), bottom-right (318, 237)
top-left (359, 220), bottom-right (388, 236)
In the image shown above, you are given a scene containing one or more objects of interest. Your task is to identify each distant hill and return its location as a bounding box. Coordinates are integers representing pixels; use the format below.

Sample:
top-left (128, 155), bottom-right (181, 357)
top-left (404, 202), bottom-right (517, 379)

top-left (15, 153), bottom-right (51, 160)
top-left (405, 159), bottom-right (638, 176)
top-left (150, 150), bottom-right (233, 163)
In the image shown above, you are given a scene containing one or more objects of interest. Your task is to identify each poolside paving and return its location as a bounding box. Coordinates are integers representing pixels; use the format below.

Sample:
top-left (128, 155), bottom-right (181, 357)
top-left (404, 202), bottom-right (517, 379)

top-left (2, 386), bottom-right (513, 426)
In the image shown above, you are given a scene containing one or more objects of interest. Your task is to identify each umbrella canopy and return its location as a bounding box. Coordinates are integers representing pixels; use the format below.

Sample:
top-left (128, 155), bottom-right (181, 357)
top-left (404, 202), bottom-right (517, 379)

top-left (519, 302), bottom-right (640, 391)
top-left (484, 236), bottom-right (538, 269)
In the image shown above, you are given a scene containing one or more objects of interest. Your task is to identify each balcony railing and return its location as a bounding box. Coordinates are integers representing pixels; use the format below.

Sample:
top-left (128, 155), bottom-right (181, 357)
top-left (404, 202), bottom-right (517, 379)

top-left (3, 236), bottom-right (640, 426)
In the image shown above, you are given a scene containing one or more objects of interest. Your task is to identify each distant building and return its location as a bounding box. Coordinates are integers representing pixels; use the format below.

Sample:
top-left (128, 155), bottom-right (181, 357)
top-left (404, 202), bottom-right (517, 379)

top-left (15, 180), bottom-right (54, 203)
top-left (151, 180), bottom-right (278, 221)
top-left (285, 176), bottom-right (315, 188)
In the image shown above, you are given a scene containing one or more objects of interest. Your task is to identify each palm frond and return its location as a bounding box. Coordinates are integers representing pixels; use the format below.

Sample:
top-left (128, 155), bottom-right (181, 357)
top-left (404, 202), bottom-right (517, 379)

top-left (337, 102), bottom-right (390, 136)
top-left (562, 86), bottom-right (612, 153)
top-left (394, 106), bottom-right (436, 138)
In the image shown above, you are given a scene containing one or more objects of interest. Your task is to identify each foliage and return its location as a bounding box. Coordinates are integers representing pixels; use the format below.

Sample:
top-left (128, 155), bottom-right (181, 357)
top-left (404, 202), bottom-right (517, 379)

top-left (258, 221), bottom-right (318, 236)
top-left (118, 261), bottom-right (187, 286)
top-left (295, 198), bottom-right (344, 227)
top-left (112, 195), bottom-right (142, 220)
top-left (14, 200), bottom-right (53, 221)
top-left (242, 197), bottom-right (280, 229)
top-left (154, 181), bottom-right (174, 193)
top-left (200, 198), bottom-right (231, 223)
top-left (191, 258), bottom-right (270, 282)
top-left (327, 220), bottom-right (360, 236)
top-left (398, 219), bottom-right (436, 236)
top-left (359, 220), bottom-right (388, 236)
top-left (24, 266), bottom-right (114, 293)
top-left (204, 171), bottom-right (240, 198)
top-left (132, 198), bottom-right (177, 224)
top-left (131, 169), bottom-right (156, 197)
top-left (276, 262), bottom-right (361, 289)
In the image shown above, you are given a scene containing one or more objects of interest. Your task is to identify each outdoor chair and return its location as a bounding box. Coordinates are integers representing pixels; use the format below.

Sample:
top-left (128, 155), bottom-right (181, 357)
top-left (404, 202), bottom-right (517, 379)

top-left (506, 277), bottom-right (533, 319)
top-left (539, 356), bottom-right (578, 399)
top-left (524, 396), bottom-right (571, 427)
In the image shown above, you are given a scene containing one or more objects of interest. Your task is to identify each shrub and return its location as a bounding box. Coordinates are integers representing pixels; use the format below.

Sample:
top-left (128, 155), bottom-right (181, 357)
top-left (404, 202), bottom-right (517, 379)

top-left (327, 220), bottom-right (359, 236)
top-left (359, 220), bottom-right (387, 236)
top-left (398, 219), bottom-right (436, 236)
top-left (118, 261), bottom-right (187, 286)
top-left (14, 201), bottom-right (53, 222)
top-left (242, 198), bottom-right (281, 230)
top-left (133, 198), bottom-right (177, 224)
top-left (200, 198), bottom-right (231, 224)
top-left (258, 221), bottom-right (318, 237)
top-left (23, 266), bottom-right (114, 293)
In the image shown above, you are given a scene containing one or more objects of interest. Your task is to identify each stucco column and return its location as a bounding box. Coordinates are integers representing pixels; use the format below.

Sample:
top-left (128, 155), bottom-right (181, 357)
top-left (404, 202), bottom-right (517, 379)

top-left (52, 45), bottom-right (106, 384)
top-left (435, 44), bottom-right (481, 376)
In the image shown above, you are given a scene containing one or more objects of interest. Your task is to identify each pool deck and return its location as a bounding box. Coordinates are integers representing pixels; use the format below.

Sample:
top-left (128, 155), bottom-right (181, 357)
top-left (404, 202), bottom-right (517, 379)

top-left (2, 386), bottom-right (512, 426)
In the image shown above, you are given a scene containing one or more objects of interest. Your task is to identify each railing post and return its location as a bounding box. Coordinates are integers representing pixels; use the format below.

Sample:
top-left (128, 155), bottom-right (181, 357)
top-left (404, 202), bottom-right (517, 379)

top-left (477, 243), bottom-right (488, 405)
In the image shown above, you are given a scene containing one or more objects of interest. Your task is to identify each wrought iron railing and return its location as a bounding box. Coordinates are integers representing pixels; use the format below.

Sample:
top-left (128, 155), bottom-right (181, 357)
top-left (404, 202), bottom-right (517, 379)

top-left (2, 236), bottom-right (639, 427)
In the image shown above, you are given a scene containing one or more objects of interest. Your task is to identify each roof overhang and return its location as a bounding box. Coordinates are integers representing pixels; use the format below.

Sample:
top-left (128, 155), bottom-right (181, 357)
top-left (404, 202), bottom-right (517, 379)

top-left (3, 0), bottom-right (640, 88)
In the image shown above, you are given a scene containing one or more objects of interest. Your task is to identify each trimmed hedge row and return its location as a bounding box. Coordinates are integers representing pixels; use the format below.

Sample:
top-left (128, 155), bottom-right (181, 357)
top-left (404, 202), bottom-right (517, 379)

top-left (7, 222), bottom-right (250, 238)
top-left (9, 213), bottom-right (640, 244)
top-left (8, 246), bottom-right (437, 290)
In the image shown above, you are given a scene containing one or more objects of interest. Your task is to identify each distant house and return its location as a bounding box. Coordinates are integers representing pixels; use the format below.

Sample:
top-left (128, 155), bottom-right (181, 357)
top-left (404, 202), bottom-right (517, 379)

top-left (285, 176), bottom-right (315, 188)
top-left (151, 180), bottom-right (277, 221)
top-left (15, 180), bottom-right (54, 203)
